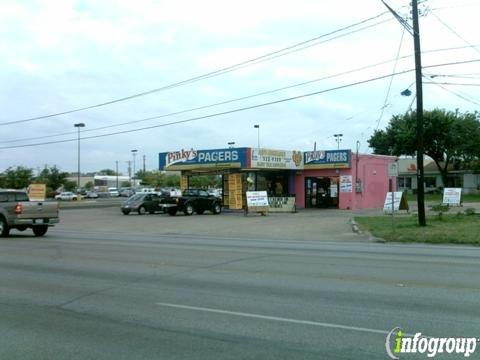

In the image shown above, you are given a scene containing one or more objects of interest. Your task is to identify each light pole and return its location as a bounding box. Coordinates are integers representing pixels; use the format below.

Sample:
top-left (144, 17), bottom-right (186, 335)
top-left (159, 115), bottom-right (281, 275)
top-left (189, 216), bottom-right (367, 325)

top-left (333, 133), bottom-right (343, 149)
top-left (254, 124), bottom-right (260, 149)
top-left (131, 149), bottom-right (138, 188)
top-left (74, 123), bottom-right (85, 192)
top-left (115, 160), bottom-right (119, 189)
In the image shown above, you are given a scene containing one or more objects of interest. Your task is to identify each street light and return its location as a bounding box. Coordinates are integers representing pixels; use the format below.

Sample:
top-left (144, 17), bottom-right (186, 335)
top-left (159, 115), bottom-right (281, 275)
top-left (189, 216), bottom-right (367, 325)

top-left (74, 123), bottom-right (85, 192)
top-left (227, 142), bottom-right (235, 148)
top-left (131, 149), bottom-right (138, 188)
top-left (333, 133), bottom-right (343, 150)
top-left (254, 124), bottom-right (260, 149)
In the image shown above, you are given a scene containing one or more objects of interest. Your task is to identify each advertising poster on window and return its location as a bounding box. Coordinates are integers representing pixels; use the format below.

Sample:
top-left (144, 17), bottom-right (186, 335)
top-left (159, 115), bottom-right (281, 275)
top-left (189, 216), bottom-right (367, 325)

top-left (339, 175), bottom-right (353, 193)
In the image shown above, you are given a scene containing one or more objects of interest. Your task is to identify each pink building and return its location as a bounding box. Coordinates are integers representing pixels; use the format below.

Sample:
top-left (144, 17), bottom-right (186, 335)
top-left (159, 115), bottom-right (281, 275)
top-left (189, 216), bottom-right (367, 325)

top-left (294, 151), bottom-right (397, 210)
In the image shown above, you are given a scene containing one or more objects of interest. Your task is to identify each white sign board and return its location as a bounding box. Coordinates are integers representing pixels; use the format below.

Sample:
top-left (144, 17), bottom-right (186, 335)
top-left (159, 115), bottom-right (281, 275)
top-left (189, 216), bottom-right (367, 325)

top-left (388, 162), bottom-right (399, 177)
top-left (443, 188), bottom-right (462, 206)
top-left (246, 191), bottom-right (269, 207)
top-left (383, 192), bottom-right (408, 213)
top-left (339, 175), bottom-right (353, 193)
top-left (251, 148), bottom-right (303, 170)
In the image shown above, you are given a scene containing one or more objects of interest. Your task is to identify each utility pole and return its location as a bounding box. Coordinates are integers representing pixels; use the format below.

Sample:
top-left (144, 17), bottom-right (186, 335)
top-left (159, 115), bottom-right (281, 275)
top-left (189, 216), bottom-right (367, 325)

top-left (382, 0), bottom-right (426, 226)
top-left (143, 155), bottom-right (146, 174)
top-left (115, 161), bottom-right (119, 189)
top-left (412, 0), bottom-right (426, 226)
top-left (126, 161), bottom-right (132, 187)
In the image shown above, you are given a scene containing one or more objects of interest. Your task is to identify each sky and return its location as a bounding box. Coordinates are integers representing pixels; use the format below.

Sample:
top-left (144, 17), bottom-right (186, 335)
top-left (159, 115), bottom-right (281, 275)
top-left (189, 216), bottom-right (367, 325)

top-left (0, 0), bottom-right (479, 175)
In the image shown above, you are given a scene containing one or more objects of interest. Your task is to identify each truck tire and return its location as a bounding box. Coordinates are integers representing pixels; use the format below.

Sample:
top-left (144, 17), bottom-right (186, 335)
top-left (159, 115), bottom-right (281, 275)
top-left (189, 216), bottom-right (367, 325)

top-left (212, 203), bottom-right (222, 215)
top-left (184, 204), bottom-right (194, 216)
top-left (138, 206), bottom-right (146, 215)
top-left (33, 225), bottom-right (48, 237)
top-left (0, 217), bottom-right (10, 237)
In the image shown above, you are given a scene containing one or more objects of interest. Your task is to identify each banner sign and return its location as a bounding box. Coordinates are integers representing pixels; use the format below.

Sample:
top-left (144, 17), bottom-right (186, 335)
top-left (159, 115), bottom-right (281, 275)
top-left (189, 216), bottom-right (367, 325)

top-left (159, 147), bottom-right (248, 170)
top-left (251, 148), bottom-right (303, 169)
top-left (443, 188), bottom-right (462, 206)
top-left (303, 150), bottom-right (351, 169)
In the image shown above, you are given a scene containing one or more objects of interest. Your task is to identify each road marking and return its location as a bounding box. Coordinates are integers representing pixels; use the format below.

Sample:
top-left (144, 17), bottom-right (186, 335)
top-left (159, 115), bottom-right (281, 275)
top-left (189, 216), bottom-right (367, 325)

top-left (155, 302), bottom-right (390, 336)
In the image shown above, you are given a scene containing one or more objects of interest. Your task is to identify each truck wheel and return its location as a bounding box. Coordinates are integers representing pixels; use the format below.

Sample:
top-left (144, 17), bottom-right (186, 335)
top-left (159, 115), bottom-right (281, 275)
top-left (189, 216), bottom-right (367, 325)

top-left (168, 208), bottom-right (177, 216)
top-left (33, 226), bottom-right (48, 237)
top-left (184, 204), bottom-right (194, 216)
top-left (0, 217), bottom-right (10, 237)
top-left (212, 203), bottom-right (221, 215)
top-left (138, 206), bottom-right (146, 215)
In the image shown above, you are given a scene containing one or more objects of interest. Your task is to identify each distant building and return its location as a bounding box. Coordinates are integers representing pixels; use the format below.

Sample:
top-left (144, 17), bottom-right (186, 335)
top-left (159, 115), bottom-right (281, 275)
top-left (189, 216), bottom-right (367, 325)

top-left (398, 158), bottom-right (480, 194)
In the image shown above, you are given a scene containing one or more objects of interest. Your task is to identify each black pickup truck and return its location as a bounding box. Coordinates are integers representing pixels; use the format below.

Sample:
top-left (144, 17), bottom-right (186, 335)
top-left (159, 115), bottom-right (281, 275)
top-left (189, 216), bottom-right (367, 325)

top-left (164, 189), bottom-right (222, 216)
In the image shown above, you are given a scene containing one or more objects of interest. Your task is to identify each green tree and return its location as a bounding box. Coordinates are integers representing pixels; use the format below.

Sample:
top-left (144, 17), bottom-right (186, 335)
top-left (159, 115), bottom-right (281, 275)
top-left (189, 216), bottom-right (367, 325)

top-left (189, 175), bottom-right (221, 188)
top-left (369, 109), bottom-right (480, 186)
top-left (2, 166), bottom-right (34, 189)
top-left (63, 180), bottom-right (77, 192)
top-left (97, 169), bottom-right (117, 176)
top-left (84, 181), bottom-right (94, 190)
top-left (36, 166), bottom-right (69, 191)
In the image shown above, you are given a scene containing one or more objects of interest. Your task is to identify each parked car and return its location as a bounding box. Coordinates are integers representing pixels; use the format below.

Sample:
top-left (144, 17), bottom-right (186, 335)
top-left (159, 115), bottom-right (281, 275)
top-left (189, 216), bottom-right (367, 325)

top-left (164, 188), bottom-right (222, 216)
top-left (85, 191), bottom-right (99, 199)
top-left (108, 187), bottom-right (120, 197)
top-left (121, 193), bottom-right (170, 215)
top-left (120, 188), bottom-right (134, 197)
top-left (54, 192), bottom-right (79, 201)
top-left (0, 189), bottom-right (59, 237)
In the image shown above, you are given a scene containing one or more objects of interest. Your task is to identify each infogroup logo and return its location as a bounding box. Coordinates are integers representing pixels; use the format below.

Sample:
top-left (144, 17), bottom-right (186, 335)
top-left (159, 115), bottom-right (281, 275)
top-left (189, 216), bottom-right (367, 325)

top-left (385, 327), bottom-right (478, 359)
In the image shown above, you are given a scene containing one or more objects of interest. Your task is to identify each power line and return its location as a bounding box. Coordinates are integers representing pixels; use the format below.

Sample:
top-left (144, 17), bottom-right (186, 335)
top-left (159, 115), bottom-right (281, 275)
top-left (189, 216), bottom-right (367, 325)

top-left (375, 26), bottom-right (406, 130)
top-left (430, 11), bottom-right (480, 56)
top-left (424, 82), bottom-right (480, 86)
top-left (1, 59), bottom-right (478, 150)
top-left (0, 11), bottom-right (392, 126)
top-left (2, 44), bottom-right (476, 144)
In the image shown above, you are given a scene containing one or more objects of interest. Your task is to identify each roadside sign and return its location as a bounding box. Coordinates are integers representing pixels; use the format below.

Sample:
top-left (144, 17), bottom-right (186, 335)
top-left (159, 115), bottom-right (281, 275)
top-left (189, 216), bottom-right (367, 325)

top-left (387, 162), bottom-right (399, 177)
top-left (383, 192), bottom-right (409, 214)
top-left (246, 191), bottom-right (269, 215)
top-left (28, 183), bottom-right (46, 201)
top-left (443, 188), bottom-right (462, 206)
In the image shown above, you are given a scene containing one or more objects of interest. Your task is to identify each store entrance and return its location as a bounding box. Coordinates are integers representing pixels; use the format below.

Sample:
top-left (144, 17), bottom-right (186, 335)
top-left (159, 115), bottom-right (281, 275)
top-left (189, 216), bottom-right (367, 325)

top-left (305, 177), bottom-right (339, 208)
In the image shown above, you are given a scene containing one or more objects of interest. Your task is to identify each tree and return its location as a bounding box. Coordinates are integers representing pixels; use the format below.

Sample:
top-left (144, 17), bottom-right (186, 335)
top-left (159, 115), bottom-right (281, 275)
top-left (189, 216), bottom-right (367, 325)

top-left (97, 169), bottom-right (117, 176)
top-left (84, 181), bottom-right (94, 190)
top-left (63, 180), bottom-right (77, 192)
top-left (36, 166), bottom-right (69, 192)
top-left (369, 109), bottom-right (480, 187)
top-left (2, 166), bottom-right (34, 189)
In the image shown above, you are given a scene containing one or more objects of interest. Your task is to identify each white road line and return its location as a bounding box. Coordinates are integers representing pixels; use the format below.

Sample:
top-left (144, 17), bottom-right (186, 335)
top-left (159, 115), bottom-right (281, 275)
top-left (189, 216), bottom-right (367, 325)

top-left (155, 302), bottom-right (390, 336)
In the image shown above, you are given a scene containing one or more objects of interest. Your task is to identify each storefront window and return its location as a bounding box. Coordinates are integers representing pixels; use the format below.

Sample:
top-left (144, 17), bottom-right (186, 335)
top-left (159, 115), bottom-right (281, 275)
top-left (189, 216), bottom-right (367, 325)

top-left (255, 172), bottom-right (289, 196)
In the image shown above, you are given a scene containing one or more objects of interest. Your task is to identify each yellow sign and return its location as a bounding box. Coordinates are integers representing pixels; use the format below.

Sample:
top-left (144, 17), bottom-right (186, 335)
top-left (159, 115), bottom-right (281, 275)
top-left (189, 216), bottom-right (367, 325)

top-left (28, 183), bottom-right (47, 201)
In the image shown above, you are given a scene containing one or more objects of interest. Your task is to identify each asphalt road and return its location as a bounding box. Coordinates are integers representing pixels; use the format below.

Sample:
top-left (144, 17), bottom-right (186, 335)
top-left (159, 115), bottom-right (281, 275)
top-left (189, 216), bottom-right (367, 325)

top-left (1, 210), bottom-right (479, 359)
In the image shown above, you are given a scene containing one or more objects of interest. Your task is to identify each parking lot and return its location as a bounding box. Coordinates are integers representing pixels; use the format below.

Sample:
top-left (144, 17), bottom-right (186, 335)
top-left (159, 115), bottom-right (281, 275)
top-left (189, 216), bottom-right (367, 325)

top-left (54, 204), bottom-right (366, 242)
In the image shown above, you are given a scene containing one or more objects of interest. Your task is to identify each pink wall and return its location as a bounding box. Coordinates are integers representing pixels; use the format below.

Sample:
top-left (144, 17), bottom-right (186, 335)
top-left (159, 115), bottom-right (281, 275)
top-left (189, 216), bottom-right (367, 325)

top-left (295, 154), bottom-right (397, 210)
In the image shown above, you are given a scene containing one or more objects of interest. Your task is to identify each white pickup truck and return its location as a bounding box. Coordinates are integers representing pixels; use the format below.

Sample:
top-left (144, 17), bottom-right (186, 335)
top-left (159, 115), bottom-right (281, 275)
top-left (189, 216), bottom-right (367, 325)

top-left (0, 189), bottom-right (59, 237)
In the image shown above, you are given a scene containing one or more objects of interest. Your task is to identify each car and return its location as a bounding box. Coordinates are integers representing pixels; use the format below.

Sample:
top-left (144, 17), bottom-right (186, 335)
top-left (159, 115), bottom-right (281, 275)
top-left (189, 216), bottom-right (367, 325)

top-left (108, 187), bottom-right (120, 197)
top-left (121, 193), bottom-right (170, 215)
top-left (54, 192), bottom-right (79, 201)
top-left (85, 191), bottom-right (99, 199)
top-left (164, 188), bottom-right (222, 216)
top-left (120, 188), bottom-right (134, 197)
